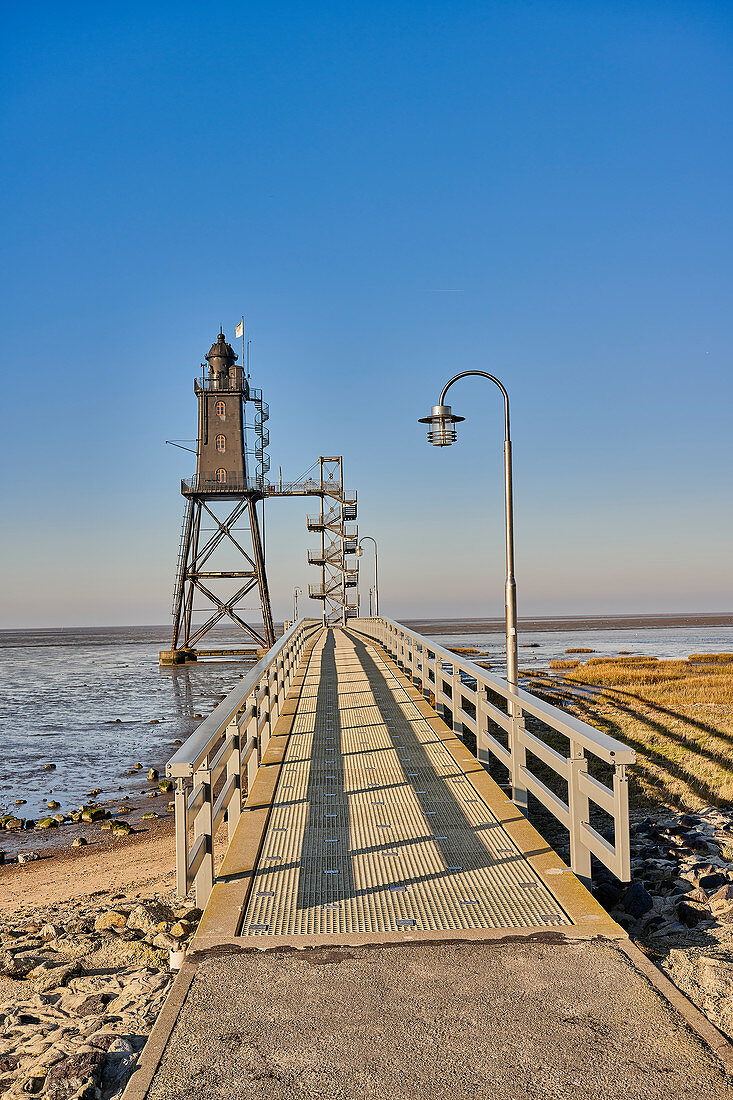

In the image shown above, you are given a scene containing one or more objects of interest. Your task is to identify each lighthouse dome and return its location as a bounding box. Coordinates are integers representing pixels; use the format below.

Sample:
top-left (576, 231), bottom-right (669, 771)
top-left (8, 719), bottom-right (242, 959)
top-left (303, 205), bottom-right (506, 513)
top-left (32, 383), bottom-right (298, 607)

top-left (205, 330), bottom-right (237, 374)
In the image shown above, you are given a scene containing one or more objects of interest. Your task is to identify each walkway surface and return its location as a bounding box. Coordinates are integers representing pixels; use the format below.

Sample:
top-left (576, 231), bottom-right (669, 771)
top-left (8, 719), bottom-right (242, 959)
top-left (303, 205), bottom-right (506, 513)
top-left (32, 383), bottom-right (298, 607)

top-left (242, 627), bottom-right (569, 936)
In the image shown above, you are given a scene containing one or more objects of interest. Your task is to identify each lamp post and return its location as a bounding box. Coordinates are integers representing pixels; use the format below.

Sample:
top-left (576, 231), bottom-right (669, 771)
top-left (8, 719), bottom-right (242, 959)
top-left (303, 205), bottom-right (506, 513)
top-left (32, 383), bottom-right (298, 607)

top-left (293, 586), bottom-right (302, 623)
top-left (418, 372), bottom-right (518, 700)
top-left (355, 536), bottom-right (379, 617)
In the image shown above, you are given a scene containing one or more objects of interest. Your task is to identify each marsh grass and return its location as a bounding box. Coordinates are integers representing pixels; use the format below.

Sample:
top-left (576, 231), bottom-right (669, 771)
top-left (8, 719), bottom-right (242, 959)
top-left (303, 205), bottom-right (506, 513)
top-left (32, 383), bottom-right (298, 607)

top-left (525, 653), bottom-right (733, 810)
top-left (565, 647), bottom-right (595, 654)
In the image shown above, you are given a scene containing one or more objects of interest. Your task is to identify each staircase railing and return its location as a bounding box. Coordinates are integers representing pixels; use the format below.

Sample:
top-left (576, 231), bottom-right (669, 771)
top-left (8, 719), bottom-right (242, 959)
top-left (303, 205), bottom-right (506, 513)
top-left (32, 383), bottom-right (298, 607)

top-left (166, 618), bottom-right (322, 906)
top-left (350, 616), bottom-right (635, 885)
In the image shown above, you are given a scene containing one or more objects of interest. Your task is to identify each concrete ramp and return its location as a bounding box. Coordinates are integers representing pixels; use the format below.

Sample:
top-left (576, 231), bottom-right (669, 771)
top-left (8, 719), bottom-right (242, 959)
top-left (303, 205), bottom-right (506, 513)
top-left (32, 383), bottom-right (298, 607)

top-left (134, 940), bottom-right (731, 1100)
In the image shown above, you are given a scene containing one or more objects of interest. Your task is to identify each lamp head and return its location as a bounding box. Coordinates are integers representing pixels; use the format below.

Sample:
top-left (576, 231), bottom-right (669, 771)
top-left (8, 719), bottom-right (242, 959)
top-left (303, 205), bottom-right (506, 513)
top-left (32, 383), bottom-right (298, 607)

top-left (355, 546), bottom-right (363, 558)
top-left (418, 404), bottom-right (465, 446)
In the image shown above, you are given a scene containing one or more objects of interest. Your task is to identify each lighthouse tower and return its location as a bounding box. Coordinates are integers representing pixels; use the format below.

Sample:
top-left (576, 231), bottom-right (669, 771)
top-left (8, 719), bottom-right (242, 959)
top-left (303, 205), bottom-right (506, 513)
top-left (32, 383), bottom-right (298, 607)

top-left (161, 330), bottom-right (274, 663)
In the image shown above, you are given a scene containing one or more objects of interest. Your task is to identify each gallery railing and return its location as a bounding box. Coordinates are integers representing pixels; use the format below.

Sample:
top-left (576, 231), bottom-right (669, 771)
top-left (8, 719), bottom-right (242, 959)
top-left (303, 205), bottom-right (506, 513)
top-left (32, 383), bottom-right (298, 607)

top-left (166, 618), bottom-right (321, 905)
top-left (349, 616), bottom-right (635, 884)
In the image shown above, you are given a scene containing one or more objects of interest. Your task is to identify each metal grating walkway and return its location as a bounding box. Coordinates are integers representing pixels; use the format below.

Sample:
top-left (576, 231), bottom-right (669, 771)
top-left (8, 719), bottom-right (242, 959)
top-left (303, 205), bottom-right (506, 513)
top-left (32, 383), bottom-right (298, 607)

top-left (241, 628), bottom-right (571, 936)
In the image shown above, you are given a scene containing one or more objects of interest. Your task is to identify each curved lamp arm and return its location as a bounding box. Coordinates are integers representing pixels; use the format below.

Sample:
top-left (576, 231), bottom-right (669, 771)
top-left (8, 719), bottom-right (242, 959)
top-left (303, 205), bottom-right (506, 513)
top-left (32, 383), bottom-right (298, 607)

top-left (439, 371), bottom-right (510, 441)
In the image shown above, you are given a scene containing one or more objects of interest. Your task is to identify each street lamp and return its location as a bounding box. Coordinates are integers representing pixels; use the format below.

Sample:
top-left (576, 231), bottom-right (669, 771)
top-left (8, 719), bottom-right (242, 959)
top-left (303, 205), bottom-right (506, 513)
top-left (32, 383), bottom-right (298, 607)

top-left (419, 371), bottom-right (518, 700)
top-left (292, 586), bottom-right (302, 622)
top-left (355, 536), bottom-right (379, 617)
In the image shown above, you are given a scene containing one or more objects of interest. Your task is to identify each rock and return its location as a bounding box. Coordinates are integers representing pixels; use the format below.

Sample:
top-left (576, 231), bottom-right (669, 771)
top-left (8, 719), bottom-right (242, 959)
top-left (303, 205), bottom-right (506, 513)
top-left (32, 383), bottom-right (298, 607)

top-left (174, 906), bottom-right (201, 923)
top-left (5, 817), bottom-right (23, 830)
top-left (116, 806), bottom-right (131, 815)
top-left (167, 802), bottom-right (175, 813)
top-left (112, 821), bottom-right (132, 836)
top-left (172, 739), bottom-right (183, 746)
top-left (147, 768), bottom-right (159, 781)
top-left (80, 807), bottom-right (105, 823)
top-left (29, 960), bottom-right (81, 993)
top-left (153, 932), bottom-right (176, 950)
top-left (0, 950), bottom-right (48, 977)
top-left (158, 778), bottom-right (173, 792)
top-left (94, 910), bottom-right (127, 933)
top-left (71, 836), bottom-right (87, 847)
top-left (133, 762), bottom-right (143, 770)
top-left (15, 799), bottom-right (27, 805)
top-left (18, 850), bottom-right (40, 863)
top-left (100, 820), bottom-right (113, 830)
top-left (623, 882), bottom-right (654, 918)
top-left (35, 817), bottom-right (58, 830)
top-left (41, 923), bottom-right (63, 941)
top-left (141, 812), bottom-right (157, 821)
top-left (169, 920), bottom-right (192, 939)
top-left (677, 898), bottom-right (710, 927)
top-left (699, 872), bottom-right (727, 892)
top-left (593, 882), bottom-right (621, 910)
top-left (21, 1073), bottom-right (45, 1093)
top-left (47, 800), bottom-right (60, 809)
top-left (146, 791), bottom-right (158, 798)
top-left (43, 763), bottom-right (57, 770)
top-left (45, 1049), bottom-right (105, 1100)
top-left (127, 902), bottom-right (172, 935)
top-left (709, 884), bottom-right (733, 914)
top-left (87, 789), bottom-right (101, 797)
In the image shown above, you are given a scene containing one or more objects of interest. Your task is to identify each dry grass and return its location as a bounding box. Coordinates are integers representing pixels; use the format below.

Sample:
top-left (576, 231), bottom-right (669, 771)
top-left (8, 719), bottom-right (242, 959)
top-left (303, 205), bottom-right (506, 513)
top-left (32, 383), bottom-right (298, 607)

top-left (565, 647), bottom-right (595, 654)
top-left (550, 653), bottom-right (733, 810)
top-left (549, 659), bottom-right (580, 670)
top-left (448, 646), bottom-right (481, 655)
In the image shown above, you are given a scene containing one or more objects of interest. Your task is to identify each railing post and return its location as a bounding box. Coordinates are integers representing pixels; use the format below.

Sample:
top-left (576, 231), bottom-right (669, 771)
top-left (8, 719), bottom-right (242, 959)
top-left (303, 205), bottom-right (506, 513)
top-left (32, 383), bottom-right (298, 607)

top-left (613, 764), bottom-right (631, 882)
top-left (451, 663), bottom-right (463, 738)
top-left (509, 713), bottom-right (528, 814)
top-left (567, 743), bottom-right (592, 886)
top-left (193, 767), bottom-right (214, 908)
top-left (174, 778), bottom-right (188, 899)
top-left (226, 721), bottom-right (242, 841)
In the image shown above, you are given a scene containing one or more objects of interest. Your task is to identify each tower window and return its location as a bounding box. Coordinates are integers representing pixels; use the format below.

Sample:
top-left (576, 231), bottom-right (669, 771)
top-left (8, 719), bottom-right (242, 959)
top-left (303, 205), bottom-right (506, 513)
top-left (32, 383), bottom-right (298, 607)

top-left (215, 401), bottom-right (226, 418)
top-left (215, 434), bottom-right (226, 452)
top-left (216, 468), bottom-right (227, 483)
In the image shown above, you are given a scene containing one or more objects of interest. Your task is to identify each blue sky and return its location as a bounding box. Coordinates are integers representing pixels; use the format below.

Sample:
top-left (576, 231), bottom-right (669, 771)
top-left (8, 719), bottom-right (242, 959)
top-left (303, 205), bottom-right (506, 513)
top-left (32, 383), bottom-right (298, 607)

top-left (1, 1), bottom-right (731, 626)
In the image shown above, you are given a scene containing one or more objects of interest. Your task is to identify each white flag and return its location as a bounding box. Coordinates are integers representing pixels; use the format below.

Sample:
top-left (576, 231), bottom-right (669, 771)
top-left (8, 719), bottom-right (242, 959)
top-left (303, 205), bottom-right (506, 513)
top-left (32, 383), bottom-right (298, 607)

top-left (235, 319), bottom-right (244, 339)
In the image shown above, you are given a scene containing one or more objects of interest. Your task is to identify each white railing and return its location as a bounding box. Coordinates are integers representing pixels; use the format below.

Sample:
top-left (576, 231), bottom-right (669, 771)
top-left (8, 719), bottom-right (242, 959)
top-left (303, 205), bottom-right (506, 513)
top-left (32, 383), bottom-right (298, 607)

top-left (166, 618), bottom-right (322, 906)
top-left (350, 617), bottom-right (635, 884)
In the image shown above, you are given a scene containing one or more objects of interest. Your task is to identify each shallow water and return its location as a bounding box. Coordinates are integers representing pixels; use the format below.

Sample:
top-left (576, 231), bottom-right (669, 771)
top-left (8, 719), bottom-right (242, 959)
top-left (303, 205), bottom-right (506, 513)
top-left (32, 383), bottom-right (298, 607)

top-left (1, 621), bottom-right (731, 823)
top-left (0, 626), bottom-right (256, 820)
top-left (431, 625), bottom-right (733, 674)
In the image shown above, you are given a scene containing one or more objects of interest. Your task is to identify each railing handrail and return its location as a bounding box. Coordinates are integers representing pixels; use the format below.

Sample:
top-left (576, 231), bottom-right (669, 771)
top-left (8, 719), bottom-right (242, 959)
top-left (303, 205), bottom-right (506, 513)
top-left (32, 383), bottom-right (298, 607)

top-left (167, 618), bottom-right (320, 779)
top-left (373, 616), bottom-right (634, 765)
top-left (350, 615), bottom-right (635, 885)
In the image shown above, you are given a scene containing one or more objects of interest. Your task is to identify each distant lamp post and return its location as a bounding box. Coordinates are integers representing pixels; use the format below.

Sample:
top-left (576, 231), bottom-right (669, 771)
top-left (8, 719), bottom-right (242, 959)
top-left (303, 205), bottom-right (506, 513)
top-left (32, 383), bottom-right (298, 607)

top-left (419, 372), bottom-right (518, 699)
top-left (355, 536), bottom-right (379, 617)
top-left (293, 586), bottom-right (303, 622)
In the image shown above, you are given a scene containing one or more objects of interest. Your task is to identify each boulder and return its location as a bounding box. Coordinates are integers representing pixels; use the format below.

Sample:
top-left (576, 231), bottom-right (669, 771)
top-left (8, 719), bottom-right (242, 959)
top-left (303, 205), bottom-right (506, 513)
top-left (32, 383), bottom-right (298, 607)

top-left (677, 898), bottom-right (710, 927)
top-left (623, 882), bottom-right (654, 918)
top-left (709, 884), bottom-right (733, 914)
top-left (94, 910), bottom-right (128, 933)
top-left (147, 768), bottom-right (159, 782)
top-left (44, 1049), bottom-right (105, 1100)
top-left (127, 902), bottom-right (172, 935)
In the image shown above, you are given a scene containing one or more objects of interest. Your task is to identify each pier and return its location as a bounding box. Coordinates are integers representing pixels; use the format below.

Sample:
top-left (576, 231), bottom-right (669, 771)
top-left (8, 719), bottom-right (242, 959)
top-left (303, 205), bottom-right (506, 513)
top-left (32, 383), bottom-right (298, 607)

top-left (123, 618), bottom-right (732, 1098)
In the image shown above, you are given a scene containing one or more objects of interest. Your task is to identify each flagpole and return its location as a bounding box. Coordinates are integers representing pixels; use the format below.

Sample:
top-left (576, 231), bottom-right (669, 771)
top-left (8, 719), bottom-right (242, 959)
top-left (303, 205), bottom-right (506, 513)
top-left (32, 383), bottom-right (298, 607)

top-left (240, 315), bottom-right (245, 373)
